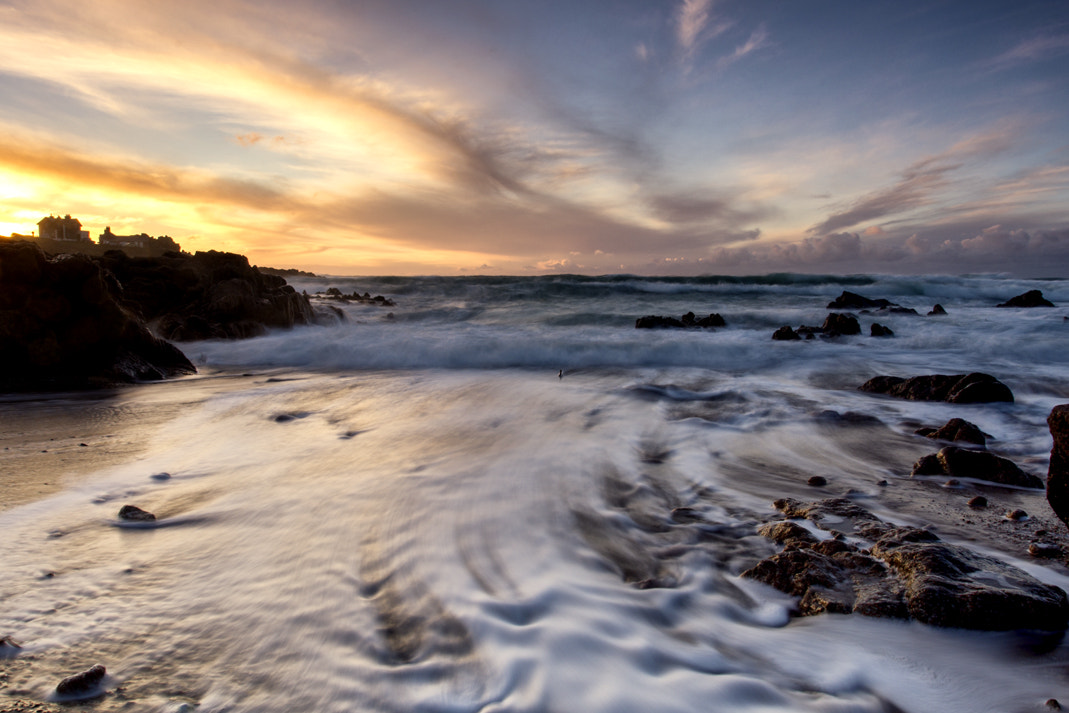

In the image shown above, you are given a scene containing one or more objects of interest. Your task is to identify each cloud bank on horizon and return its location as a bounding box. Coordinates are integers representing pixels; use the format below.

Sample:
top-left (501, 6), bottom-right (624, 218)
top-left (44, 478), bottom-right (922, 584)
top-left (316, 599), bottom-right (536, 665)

top-left (0, 0), bottom-right (1066, 275)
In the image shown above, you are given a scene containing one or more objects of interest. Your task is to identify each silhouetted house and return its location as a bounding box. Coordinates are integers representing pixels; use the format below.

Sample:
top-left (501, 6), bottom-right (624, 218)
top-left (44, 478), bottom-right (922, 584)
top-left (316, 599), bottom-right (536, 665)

top-left (99, 227), bottom-right (181, 254)
top-left (37, 214), bottom-right (91, 243)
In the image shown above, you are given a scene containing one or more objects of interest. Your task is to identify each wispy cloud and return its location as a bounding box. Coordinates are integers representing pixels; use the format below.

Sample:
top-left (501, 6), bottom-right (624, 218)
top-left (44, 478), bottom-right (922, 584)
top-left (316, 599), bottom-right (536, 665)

top-left (715, 25), bottom-right (769, 71)
top-left (989, 33), bottom-right (1069, 70)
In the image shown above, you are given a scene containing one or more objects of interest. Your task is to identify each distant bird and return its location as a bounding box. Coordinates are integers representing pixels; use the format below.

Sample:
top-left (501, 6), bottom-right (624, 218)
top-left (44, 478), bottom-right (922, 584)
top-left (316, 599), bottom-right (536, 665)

top-left (558, 369), bottom-right (563, 379)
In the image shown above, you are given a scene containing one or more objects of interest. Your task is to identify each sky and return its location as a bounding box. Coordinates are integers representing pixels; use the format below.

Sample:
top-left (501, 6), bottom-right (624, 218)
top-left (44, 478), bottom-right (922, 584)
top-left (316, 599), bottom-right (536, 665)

top-left (1, 0), bottom-right (1067, 276)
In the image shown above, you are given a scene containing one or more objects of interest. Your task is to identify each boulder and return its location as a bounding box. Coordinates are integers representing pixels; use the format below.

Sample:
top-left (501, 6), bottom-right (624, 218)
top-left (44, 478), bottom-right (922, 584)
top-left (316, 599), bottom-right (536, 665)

top-left (910, 446), bottom-right (1042, 488)
top-left (827, 291), bottom-right (894, 310)
top-left (997, 290), bottom-right (1055, 308)
top-left (915, 417), bottom-right (987, 446)
top-left (771, 325), bottom-right (801, 341)
top-left (928, 304), bottom-right (947, 316)
top-left (870, 323), bottom-right (894, 337)
top-left (55, 664), bottom-right (107, 698)
top-left (743, 498), bottom-right (1069, 631)
top-left (1047, 404), bottom-right (1069, 530)
top-left (859, 372), bottom-right (1013, 403)
top-left (821, 313), bottom-right (861, 336)
top-left (0, 241), bottom-right (196, 392)
top-left (118, 504), bottom-right (156, 521)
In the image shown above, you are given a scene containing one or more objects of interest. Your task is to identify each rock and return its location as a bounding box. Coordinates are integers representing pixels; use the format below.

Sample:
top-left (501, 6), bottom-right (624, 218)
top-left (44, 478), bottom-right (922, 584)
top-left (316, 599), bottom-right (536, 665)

top-left (0, 241), bottom-right (196, 392)
top-left (1046, 699), bottom-right (1062, 711)
top-left (968, 496), bottom-right (988, 508)
top-left (771, 325), bottom-right (801, 341)
top-left (807, 476), bottom-right (828, 487)
top-left (1047, 404), bottom-right (1069, 530)
top-left (1006, 509), bottom-right (1029, 521)
top-left (97, 249), bottom-right (317, 341)
top-left (635, 312), bottom-right (724, 329)
top-left (859, 372), bottom-right (1013, 403)
top-left (55, 664), bottom-right (107, 697)
top-left (827, 291), bottom-right (895, 310)
top-left (910, 447), bottom-right (1042, 488)
top-left (870, 323), bottom-right (894, 337)
top-left (118, 504), bottom-right (156, 521)
top-left (927, 303), bottom-right (947, 316)
top-left (0, 635), bottom-right (21, 658)
top-left (745, 498), bottom-right (1069, 631)
top-left (997, 290), bottom-right (1055, 308)
top-left (821, 313), bottom-right (861, 336)
top-left (918, 417), bottom-right (988, 446)
top-left (1029, 542), bottom-right (1061, 558)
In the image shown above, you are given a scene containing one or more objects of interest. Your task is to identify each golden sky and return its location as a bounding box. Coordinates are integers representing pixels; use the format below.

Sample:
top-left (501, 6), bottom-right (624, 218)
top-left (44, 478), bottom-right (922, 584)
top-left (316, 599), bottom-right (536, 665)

top-left (1, 0), bottom-right (1067, 275)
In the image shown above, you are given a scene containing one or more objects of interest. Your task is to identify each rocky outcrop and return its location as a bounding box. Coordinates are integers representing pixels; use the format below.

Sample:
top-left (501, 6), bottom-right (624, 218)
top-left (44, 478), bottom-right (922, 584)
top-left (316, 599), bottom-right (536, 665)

top-left (97, 249), bottom-right (316, 340)
top-left (915, 417), bottom-right (988, 446)
top-left (635, 311), bottom-right (725, 329)
top-left (743, 498), bottom-right (1069, 631)
top-left (118, 504), bottom-right (156, 521)
top-left (859, 372), bottom-right (1014, 403)
top-left (997, 290), bottom-right (1055, 308)
top-left (928, 304), bottom-right (947, 316)
top-left (1047, 405), bottom-right (1069, 530)
top-left (320, 287), bottom-right (394, 307)
top-left (0, 241), bottom-right (195, 391)
top-left (911, 446), bottom-right (1043, 488)
top-left (870, 323), bottom-right (894, 337)
top-left (827, 291), bottom-right (894, 310)
top-left (821, 313), bottom-right (861, 336)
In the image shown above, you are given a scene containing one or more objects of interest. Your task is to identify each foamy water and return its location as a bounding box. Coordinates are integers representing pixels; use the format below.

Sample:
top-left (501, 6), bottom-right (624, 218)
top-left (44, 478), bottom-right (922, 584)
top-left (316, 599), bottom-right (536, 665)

top-left (2, 273), bottom-right (1069, 711)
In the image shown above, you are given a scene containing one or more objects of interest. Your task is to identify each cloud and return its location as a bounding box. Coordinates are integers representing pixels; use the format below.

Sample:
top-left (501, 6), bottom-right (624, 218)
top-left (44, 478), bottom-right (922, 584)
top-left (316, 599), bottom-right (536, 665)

top-left (989, 33), bottom-right (1069, 69)
top-left (676, 0), bottom-right (714, 55)
top-left (715, 25), bottom-right (769, 71)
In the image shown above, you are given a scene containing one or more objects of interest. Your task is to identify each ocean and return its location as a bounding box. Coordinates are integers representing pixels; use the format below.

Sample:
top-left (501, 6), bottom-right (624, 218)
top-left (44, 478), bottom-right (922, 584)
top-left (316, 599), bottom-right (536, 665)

top-left (2, 272), bottom-right (1069, 712)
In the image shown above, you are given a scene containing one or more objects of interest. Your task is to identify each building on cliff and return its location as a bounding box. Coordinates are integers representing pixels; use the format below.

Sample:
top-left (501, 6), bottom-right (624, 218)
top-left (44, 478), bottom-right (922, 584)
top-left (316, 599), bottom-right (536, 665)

top-left (2, 216), bottom-right (182, 257)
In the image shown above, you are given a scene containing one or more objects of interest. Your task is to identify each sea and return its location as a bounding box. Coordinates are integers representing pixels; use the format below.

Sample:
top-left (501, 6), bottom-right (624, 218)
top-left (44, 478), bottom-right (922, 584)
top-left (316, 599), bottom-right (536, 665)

top-left (3, 272), bottom-right (1069, 712)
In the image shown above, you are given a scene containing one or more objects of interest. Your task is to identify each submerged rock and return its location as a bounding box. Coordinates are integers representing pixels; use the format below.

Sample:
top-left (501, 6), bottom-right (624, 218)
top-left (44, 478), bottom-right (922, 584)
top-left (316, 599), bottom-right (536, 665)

top-left (827, 291), bottom-right (895, 310)
top-left (1047, 405), bottom-right (1069, 531)
top-left (928, 304), bottom-right (947, 316)
top-left (870, 323), bottom-right (894, 337)
top-left (859, 372), bottom-right (1014, 403)
top-left (743, 498), bottom-right (1069, 631)
top-left (771, 325), bottom-right (802, 341)
top-left (55, 664), bottom-right (107, 698)
top-left (910, 446), bottom-right (1042, 488)
top-left (997, 290), bottom-right (1055, 308)
top-left (915, 417), bottom-right (988, 446)
top-left (635, 312), bottom-right (725, 329)
top-left (821, 313), bottom-right (861, 336)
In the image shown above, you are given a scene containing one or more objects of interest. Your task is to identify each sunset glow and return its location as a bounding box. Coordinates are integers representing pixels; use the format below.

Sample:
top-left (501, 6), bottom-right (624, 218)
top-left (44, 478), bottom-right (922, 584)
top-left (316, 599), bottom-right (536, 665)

top-left (1, 0), bottom-right (1066, 275)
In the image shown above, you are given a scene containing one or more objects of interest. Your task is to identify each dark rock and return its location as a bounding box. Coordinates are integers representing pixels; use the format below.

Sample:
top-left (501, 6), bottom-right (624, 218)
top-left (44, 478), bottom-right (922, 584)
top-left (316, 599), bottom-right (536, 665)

top-left (1047, 405), bottom-right (1069, 531)
top-left (927, 303), bottom-right (947, 316)
top-left (771, 325), bottom-right (801, 341)
top-left (968, 496), bottom-right (988, 508)
top-left (997, 289), bottom-right (1055, 308)
top-left (1030, 542), bottom-right (1061, 558)
top-left (859, 372), bottom-right (1014, 403)
top-left (827, 291), bottom-right (894, 310)
top-left (1006, 509), bottom-right (1029, 521)
top-left (0, 635), bottom-right (21, 658)
top-left (55, 664), bottom-right (106, 697)
top-left (746, 498), bottom-right (1069, 631)
top-left (636, 312), bottom-right (724, 329)
top-left (807, 476), bottom-right (828, 487)
top-left (821, 313), bottom-right (861, 336)
top-left (1046, 699), bottom-right (1062, 711)
top-left (0, 241), bottom-right (196, 392)
top-left (919, 417), bottom-right (988, 446)
top-left (97, 249), bottom-right (316, 340)
top-left (910, 447), bottom-right (1042, 488)
top-left (118, 504), bottom-right (156, 521)
top-left (870, 323), bottom-right (894, 337)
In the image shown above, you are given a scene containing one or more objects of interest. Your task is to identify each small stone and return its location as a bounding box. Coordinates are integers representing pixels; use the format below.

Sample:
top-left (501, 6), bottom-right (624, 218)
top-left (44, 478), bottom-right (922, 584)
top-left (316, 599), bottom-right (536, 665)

top-left (1005, 509), bottom-right (1029, 521)
top-left (55, 664), bottom-right (106, 697)
top-left (943, 479), bottom-right (961, 488)
top-left (79, 443), bottom-right (88, 447)
top-left (1029, 542), bottom-right (1061, 558)
top-left (150, 472), bottom-right (171, 481)
top-left (967, 496), bottom-right (988, 508)
top-left (807, 476), bottom-right (828, 487)
top-left (927, 304), bottom-right (947, 316)
top-left (118, 504), bottom-right (156, 521)
top-left (876, 479), bottom-right (888, 487)
top-left (1046, 699), bottom-right (1062, 710)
